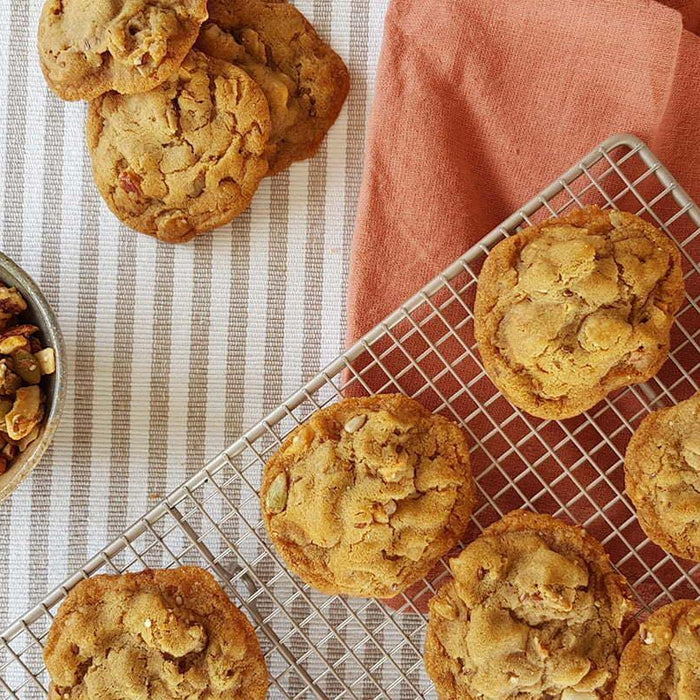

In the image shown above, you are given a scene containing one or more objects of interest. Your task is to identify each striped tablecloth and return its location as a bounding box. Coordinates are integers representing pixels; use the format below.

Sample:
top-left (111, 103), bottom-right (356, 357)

top-left (0, 0), bottom-right (388, 631)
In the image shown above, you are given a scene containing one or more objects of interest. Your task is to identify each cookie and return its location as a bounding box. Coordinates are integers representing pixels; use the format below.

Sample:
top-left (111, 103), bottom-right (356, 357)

top-left (38, 0), bottom-right (208, 102)
top-left (86, 49), bottom-right (271, 243)
top-left (474, 206), bottom-right (685, 419)
top-left (614, 600), bottom-right (700, 699)
top-left (44, 567), bottom-right (268, 699)
top-left (260, 394), bottom-right (474, 598)
top-left (425, 510), bottom-right (634, 700)
top-left (624, 392), bottom-right (700, 560)
top-left (196, 0), bottom-right (349, 175)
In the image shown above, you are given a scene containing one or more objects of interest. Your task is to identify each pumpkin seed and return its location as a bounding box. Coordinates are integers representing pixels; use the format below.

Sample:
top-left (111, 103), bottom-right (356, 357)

top-left (12, 349), bottom-right (41, 384)
top-left (266, 472), bottom-right (288, 514)
top-left (343, 414), bottom-right (367, 433)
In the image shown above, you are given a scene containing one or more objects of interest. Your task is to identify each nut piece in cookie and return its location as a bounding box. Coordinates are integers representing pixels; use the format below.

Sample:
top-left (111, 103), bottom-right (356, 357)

top-left (86, 49), bottom-right (271, 243)
top-left (44, 567), bottom-right (269, 699)
top-left (196, 0), bottom-right (349, 175)
top-left (474, 206), bottom-right (685, 419)
top-left (38, 0), bottom-right (209, 101)
top-left (625, 392), bottom-right (700, 560)
top-left (614, 600), bottom-right (700, 699)
top-left (260, 394), bottom-right (474, 598)
top-left (425, 510), bottom-right (634, 700)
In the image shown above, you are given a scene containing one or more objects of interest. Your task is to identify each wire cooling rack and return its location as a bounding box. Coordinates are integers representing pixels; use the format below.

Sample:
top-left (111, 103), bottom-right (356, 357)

top-left (1, 133), bottom-right (699, 698)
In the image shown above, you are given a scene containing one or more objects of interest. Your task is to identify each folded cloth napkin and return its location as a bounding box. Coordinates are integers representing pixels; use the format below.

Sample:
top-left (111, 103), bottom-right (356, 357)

top-left (347, 0), bottom-right (700, 609)
top-left (348, 0), bottom-right (700, 342)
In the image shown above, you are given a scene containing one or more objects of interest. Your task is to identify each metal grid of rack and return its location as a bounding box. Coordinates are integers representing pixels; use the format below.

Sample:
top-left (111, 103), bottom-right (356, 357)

top-left (1, 133), bottom-right (698, 698)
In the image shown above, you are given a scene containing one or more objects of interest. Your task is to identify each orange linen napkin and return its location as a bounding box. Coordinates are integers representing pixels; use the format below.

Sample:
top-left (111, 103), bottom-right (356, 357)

top-left (348, 0), bottom-right (700, 342)
top-left (347, 0), bottom-right (700, 612)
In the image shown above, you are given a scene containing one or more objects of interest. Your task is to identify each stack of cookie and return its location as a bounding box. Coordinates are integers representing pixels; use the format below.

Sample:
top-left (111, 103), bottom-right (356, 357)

top-left (38, 0), bottom-right (349, 243)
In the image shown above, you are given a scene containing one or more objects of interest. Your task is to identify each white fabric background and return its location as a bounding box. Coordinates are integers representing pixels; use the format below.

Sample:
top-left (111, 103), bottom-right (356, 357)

top-left (0, 0), bottom-right (389, 631)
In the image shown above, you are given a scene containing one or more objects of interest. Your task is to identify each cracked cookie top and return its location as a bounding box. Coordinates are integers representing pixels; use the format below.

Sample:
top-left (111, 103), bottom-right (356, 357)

top-left (44, 567), bottom-right (268, 699)
top-left (625, 392), bottom-right (700, 560)
top-left (425, 511), bottom-right (634, 700)
top-left (38, 0), bottom-right (208, 101)
top-left (86, 49), bottom-right (270, 243)
top-left (474, 207), bottom-right (685, 419)
top-left (260, 394), bottom-right (474, 598)
top-left (614, 600), bottom-right (700, 699)
top-left (196, 0), bottom-right (349, 175)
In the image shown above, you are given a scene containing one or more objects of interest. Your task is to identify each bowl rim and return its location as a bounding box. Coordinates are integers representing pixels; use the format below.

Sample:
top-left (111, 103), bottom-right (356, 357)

top-left (0, 251), bottom-right (66, 503)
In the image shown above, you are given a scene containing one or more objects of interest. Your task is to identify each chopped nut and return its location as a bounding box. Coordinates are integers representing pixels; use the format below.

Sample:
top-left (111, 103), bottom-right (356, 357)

top-left (384, 499), bottom-right (397, 516)
top-left (119, 169), bottom-right (143, 195)
top-left (0, 363), bottom-right (20, 398)
top-left (266, 472), bottom-right (289, 514)
top-left (0, 323), bottom-right (39, 348)
top-left (6, 385), bottom-right (42, 440)
top-left (0, 286), bottom-right (27, 316)
top-left (18, 425), bottom-right (40, 452)
top-left (0, 334), bottom-right (29, 355)
top-left (344, 414), bottom-right (367, 433)
top-left (0, 285), bottom-right (54, 474)
top-left (35, 347), bottom-right (56, 375)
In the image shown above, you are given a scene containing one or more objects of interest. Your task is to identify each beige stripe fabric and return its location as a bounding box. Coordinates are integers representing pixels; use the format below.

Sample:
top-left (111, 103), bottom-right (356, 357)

top-left (0, 0), bottom-right (390, 631)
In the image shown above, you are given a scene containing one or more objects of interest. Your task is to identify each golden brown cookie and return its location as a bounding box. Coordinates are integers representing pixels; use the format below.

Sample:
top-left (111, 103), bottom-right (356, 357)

top-left (260, 394), bottom-right (474, 598)
top-left (425, 510), bottom-right (634, 700)
top-left (44, 567), bottom-right (268, 699)
top-left (614, 600), bottom-right (700, 699)
top-left (625, 392), bottom-right (700, 560)
top-left (86, 49), bottom-right (271, 243)
top-left (474, 207), bottom-right (685, 419)
top-left (38, 0), bottom-right (208, 102)
top-left (196, 0), bottom-right (349, 175)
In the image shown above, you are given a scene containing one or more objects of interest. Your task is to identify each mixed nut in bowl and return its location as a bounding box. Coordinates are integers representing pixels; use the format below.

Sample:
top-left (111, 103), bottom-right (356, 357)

top-left (0, 252), bottom-right (65, 503)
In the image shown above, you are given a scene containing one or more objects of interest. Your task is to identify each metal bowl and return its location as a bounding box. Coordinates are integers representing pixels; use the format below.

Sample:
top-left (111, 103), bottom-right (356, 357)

top-left (0, 252), bottom-right (65, 503)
